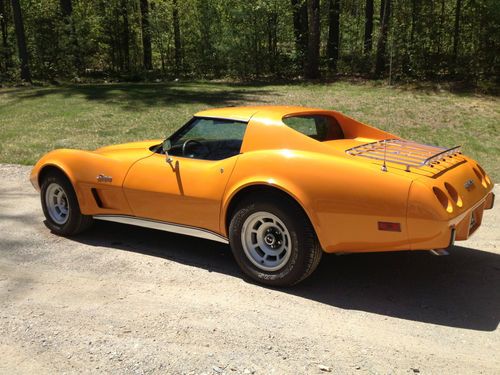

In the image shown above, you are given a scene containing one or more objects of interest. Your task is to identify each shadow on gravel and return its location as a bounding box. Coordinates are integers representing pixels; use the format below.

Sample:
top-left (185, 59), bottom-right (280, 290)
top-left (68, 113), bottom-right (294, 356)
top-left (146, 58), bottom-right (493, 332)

top-left (71, 220), bottom-right (500, 332)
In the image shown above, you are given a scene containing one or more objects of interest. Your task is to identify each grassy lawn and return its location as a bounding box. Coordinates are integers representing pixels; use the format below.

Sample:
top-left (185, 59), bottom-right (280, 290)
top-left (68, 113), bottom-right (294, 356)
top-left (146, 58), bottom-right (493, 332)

top-left (0, 81), bottom-right (499, 180)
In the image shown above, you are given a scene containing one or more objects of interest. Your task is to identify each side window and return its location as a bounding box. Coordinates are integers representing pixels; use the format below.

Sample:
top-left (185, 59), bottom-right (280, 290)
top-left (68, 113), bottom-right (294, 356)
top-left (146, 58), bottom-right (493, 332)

top-left (168, 118), bottom-right (248, 160)
top-left (283, 115), bottom-right (344, 141)
top-left (176, 118), bottom-right (247, 144)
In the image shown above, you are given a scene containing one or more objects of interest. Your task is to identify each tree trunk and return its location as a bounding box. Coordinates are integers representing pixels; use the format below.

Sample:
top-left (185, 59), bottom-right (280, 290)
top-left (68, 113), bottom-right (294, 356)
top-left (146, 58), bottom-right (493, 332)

top-left (305, 0), bottom-right (320, 78)
top-left (437, 0), bottom-right (445, 57)
top-left (410, 0), bottom-right (419, 45)
top-left (374, 0), bottom-right (390, 77)
top-left (59, 0), bottom-right (82, 72)
top-left (120, 0), bottom-right (130, 72)
top-left (172, 0), bottom-right (181, 74)
top-left (453, 0), bottom-right (461, 67)
top-left (327, 0), bottom-right (340, 71)
top-left (291, 0), bottom-right (308, 70)
top-left (267, 10), bottom-right (278, 74)
top-left (0, 0), bottom-right (11, 71)
top-left (59, 0), bottom-right (72, 17)
top-left (140, 0), bottom-right (152, 70)
top-left (10, 0), bottom-right (31, 82)
top-left (363, 0), bottom-right (373, 54)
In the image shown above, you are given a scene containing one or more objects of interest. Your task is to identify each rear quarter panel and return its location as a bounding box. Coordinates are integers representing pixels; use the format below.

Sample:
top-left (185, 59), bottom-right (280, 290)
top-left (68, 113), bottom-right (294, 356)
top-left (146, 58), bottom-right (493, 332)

top-left (222, 149), bottom-right (413, 252)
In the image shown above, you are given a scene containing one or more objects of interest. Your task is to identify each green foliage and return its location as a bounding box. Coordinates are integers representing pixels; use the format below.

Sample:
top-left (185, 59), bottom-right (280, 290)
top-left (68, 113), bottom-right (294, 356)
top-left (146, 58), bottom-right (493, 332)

top-left (0, 0), bottom-right (498, 87)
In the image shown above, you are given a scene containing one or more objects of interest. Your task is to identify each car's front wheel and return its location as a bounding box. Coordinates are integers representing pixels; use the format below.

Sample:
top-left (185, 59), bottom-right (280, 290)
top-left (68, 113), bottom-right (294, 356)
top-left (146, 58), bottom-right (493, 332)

top-left (229, 195), bottom-right (322, 286)
top-left (40, 171), bottom-right (93, 236)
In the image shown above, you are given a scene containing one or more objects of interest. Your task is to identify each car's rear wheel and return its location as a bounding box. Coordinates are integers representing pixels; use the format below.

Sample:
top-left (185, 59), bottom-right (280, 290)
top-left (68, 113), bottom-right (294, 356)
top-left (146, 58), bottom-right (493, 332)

top-left (41, 172), bottom-right (93, 236)
top-left (229, 195), bottom-right (322, 286)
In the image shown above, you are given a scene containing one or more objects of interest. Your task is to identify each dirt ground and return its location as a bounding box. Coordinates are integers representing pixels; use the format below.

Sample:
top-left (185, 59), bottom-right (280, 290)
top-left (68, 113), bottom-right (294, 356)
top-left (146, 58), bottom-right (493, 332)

top-left (0, 164), bottom-right (499, 374)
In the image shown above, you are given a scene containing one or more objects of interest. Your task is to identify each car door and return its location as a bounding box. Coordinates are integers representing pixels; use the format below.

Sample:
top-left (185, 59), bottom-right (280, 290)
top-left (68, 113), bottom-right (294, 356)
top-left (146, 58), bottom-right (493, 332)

top-left (123, 117), bottom-right (247, 234)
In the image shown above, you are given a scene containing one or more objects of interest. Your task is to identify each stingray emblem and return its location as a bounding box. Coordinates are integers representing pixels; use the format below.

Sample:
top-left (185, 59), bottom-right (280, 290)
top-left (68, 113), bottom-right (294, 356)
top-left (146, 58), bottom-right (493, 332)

top-left (464, 179), bottom-right (474, 191)
top-left (97, 174), bottom-right (113, 183)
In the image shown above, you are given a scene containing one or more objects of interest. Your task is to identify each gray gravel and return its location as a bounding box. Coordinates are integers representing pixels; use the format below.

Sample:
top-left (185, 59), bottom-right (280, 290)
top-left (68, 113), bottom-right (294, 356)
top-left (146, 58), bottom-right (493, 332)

top-left (1, 164), bottom-right (499, 374)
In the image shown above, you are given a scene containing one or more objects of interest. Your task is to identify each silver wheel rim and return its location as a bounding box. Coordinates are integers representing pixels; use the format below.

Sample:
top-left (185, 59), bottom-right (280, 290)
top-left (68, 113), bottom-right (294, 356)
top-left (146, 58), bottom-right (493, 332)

top-left (45, 183), bottom-right (70, 225)
top-left (241, 211), bottom-right (292, 272)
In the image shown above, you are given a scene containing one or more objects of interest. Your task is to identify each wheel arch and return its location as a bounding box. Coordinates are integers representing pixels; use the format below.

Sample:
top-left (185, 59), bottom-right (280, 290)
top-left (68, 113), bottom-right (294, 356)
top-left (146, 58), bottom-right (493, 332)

top-left (222, 182), bottom-right (321, 245)
top-left (38, 164), bottom-right (73, 188)
top-left (34, 162), bottom-right (86, 210)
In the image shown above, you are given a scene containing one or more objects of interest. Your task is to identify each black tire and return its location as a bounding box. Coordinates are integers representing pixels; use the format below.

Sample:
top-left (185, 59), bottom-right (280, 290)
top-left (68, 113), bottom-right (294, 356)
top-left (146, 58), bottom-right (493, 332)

top-left (40, 171), bottom-right (93, 236)
top-left (229, 195), bottom-right (322, 287)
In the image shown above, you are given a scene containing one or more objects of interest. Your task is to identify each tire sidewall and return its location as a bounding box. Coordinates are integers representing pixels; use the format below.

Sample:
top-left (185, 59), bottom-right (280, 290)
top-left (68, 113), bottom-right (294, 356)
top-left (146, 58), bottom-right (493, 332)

top-left (229, 200), bottom-right (312, 286)
top-left (40, 174), bottom-right (78, 235)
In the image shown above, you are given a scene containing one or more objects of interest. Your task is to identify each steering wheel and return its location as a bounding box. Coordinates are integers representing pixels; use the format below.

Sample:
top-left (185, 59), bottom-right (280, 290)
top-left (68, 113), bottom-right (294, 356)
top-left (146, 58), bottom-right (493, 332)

top-left (181, 139), bottom-right (210, 158)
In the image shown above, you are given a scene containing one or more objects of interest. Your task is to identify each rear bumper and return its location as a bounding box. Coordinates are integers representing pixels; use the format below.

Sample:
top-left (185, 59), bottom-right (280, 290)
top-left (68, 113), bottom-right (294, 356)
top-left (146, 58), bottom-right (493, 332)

top-left (485, 191), bottom-right (495, 210)
top-left (411, 190), bottom-right (494, 251)
top-left (440, 191), bottom-right (494, 249)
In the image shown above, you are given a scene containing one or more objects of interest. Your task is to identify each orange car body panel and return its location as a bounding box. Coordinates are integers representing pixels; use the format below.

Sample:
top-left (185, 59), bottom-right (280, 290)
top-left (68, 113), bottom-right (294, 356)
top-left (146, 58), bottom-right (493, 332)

top-left (31, 106), bottom-right (494, 253)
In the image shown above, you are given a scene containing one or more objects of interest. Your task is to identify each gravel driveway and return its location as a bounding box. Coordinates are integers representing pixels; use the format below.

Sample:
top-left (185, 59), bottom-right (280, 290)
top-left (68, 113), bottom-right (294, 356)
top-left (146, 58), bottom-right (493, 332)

top-left (1, 164), bottom-right (499, 374)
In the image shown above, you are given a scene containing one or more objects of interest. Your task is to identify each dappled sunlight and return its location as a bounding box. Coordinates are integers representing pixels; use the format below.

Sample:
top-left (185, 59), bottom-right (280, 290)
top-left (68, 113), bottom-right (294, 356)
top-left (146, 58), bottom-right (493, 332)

top-left (1, 82), bottom-right (277, 110)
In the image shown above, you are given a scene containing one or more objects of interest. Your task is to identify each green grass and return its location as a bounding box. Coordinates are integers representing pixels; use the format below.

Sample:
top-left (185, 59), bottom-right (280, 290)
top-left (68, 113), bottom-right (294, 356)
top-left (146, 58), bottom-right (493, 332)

top-left (0, 81), bottom-right (499, 180)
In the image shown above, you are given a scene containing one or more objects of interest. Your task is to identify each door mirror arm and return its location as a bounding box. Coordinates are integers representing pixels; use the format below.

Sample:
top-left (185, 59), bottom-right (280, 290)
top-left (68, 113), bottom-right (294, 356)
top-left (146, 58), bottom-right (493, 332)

top-left (162, 139), bottom-right (174, 164)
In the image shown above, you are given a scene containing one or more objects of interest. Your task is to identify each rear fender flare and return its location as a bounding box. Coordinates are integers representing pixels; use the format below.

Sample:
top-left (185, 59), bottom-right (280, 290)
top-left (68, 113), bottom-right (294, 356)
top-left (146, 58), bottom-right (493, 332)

top-left (220, 178), bottom-right (323, 246)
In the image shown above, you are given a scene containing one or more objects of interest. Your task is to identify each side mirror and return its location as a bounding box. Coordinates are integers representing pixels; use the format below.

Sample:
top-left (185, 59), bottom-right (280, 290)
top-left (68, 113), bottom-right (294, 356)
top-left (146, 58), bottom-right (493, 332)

top-left (162, 139), bottom-right (173, 164)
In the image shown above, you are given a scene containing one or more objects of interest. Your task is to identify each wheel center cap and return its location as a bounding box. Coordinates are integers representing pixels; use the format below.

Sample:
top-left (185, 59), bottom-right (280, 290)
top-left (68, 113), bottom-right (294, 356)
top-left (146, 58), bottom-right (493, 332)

top-left (264, 234), bottom-right (275, 246)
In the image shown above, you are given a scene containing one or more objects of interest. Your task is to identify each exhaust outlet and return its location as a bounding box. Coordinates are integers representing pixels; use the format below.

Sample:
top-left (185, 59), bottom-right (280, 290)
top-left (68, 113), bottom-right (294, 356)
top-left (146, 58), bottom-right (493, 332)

top-left (429, 249), bottom-right (449, 256)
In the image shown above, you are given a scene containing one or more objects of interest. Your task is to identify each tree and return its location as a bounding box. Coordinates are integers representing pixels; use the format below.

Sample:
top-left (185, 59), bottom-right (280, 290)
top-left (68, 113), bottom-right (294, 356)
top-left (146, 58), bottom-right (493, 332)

top-left (0, 0), bottom-right (11, 72)
top-left (267, 7), bottom-right (278, 74)
top-left (305, 0), bottom-right (320, 78)
top-left (363, 0), bottom-right (374, 54)
top-left (59, 0), bottom-right (72, 18)
top-left (291, 0), bottom-right (308, 70)
top-left (0, 0), bottom-right (498, 85)
top-left (327, 0), bottom-right (340, 71)
top-left (452, 0), bottom-right (462, 69)
top-left (172, 0), bottom-right (181, 74)
top-left (120, 0), bottom-right (130, 72)
top-left (375, 0), bottom-right (391, 76)
top-left (59, 0), bottom-right (81, 72)
top-left (140, 0), bottom-right (152, 70)
top-left (10, 0), bottom-right (31, 82)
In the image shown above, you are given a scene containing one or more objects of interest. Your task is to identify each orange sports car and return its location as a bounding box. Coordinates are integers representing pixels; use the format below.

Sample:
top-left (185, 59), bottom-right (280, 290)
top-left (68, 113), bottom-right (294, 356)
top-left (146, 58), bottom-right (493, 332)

top-left (31, 106), bottom-right (495, 286)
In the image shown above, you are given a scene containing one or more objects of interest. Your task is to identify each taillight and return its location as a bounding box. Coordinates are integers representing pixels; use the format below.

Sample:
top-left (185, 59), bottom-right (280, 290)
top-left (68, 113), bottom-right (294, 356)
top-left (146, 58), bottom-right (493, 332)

top-left (476, 163), bottom-right (491, 185)
top-left (444, 182), bottom-right (463, 207)
top-left (433, 187), bottom-right (453, 213)
top-left (472, 167), bottom-right (486, 188)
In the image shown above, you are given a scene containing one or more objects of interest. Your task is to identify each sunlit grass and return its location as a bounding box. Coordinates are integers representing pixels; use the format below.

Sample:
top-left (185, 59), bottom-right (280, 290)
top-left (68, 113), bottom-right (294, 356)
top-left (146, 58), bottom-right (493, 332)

top-left (0, 81), bottom-right (498, 180)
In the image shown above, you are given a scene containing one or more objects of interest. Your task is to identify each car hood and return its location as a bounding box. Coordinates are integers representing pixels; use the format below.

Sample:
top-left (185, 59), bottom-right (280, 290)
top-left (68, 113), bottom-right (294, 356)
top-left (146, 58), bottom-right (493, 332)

top-left (94, 139), bottom-right (162, 159)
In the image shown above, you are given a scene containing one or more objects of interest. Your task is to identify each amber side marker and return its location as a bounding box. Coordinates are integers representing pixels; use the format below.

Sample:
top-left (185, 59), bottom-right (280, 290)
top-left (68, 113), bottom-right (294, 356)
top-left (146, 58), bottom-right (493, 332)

top-left (378, 222), bottom-right (401, 232)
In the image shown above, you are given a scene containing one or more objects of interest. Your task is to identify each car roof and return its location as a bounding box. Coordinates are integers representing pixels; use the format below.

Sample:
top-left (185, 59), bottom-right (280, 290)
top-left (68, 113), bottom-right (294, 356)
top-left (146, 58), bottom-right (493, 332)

top-left (194, 105), bottom-right (325, 122)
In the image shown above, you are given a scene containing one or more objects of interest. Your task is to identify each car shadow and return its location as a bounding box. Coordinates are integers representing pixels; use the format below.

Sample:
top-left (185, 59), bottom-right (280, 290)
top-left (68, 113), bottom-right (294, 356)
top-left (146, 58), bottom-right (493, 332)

top-left (70, 221), bottom-right (500, 332)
